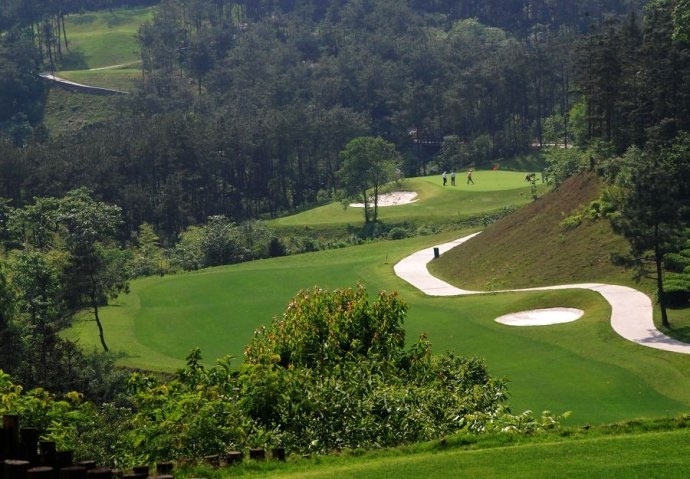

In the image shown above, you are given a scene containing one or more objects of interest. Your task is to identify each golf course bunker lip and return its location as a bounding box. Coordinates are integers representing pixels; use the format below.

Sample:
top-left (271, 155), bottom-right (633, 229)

top-left (495, 308), bottom-right (584, 326)
top-left (350, 191), bottom-right (418, 207)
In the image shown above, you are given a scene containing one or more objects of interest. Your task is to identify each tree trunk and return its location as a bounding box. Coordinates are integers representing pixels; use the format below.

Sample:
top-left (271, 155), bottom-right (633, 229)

top-left (90, 274), bottom-right (109, 352)
top-left (93, 301), bottom-right (109, 352)
top-left (654, 226), bottom-right (670, 328)
top-left (362, 189), bottom-right (370, 222)
top-left (61, 13), bottom-right (69, 52)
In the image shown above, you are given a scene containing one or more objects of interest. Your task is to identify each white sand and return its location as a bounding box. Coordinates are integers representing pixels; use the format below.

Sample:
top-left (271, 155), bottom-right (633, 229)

top-left (495, 308), bottom-right (584, 326)
top-left (350, 191), bottom-right (418, 208)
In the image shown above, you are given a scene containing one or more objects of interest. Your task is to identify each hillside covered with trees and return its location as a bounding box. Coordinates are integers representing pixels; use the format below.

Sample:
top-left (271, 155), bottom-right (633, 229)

top-left (4, 0), bottom-right (687, 240)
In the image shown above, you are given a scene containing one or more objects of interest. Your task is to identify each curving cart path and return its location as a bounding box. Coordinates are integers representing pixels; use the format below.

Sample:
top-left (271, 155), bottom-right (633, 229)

top-left (394, 233), bottom-right (690, 354)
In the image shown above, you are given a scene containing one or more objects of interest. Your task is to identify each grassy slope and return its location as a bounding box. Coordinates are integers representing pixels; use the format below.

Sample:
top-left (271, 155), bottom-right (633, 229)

top-left (428, 172), bottom-right (632, 290)
top-left (205, 427), bottom-right (690, 479)
top-left (56, 67), bottom-right (142, 93)
top-left (43, 89), bottom-right (124, 134)
top-left (43, 7), bottom-right (152, 136)
top-left (59, 7), bottom-right (152, 70)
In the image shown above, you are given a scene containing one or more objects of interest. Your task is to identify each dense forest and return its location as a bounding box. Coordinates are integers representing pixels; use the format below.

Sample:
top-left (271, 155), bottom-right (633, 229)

top-left (5, 0), bottom-right (688, 241)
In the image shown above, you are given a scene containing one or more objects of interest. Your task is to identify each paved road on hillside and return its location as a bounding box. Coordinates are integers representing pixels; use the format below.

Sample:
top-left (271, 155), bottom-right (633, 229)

top-left (394, 233), bottom-right (690, 354)
top-left (39, 72), bottom-right (128, 95)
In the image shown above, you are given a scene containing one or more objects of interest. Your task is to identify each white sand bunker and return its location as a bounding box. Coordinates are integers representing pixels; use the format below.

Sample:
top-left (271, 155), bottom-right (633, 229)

top-left (350, 191), bottom-right (418, 208)
top-left (495, 308), bottom-right (584, 326)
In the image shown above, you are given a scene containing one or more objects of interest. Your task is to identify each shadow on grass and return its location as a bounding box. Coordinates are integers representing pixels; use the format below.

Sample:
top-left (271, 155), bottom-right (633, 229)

top-left (69, 14), bottom-right (96, 25)
top-left (661, 326), bottom-right (690, 343)
top-left (59, 49), bottom-right (89, 70)
top-left (106, 7), bottom-right (151, 27)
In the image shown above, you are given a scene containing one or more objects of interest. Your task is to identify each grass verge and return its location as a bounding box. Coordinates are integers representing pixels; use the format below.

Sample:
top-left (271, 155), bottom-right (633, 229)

top-left (176, 417), bottom-right (690, 479)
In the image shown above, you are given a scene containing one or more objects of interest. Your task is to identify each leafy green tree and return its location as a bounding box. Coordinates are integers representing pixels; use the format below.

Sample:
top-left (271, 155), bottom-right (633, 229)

top-left (0, 27), bottom-right (45, 146)
top-left (338, 136), bottom-right (401, 223)
top-left (55, 188), bottom-right (128, 352)
top-left (200, 215), bottom-right (250, 267)
top-left (0, 263), bottom-right (22, 375)
top-left (609, 136), bottom-right (690, 327)
top-left (12, 250), bottom-right (66, 388)
top-left (245, 284), bottom-right (408, 369)
top-left (131, 222), bottom-right (166, 277)
top-left (673, 0), bottom-right (690, 42)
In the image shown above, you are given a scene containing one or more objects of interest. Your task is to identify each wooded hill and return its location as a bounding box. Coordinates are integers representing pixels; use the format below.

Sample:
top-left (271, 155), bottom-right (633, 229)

top-left (5, 0), bottom-right (690, 241)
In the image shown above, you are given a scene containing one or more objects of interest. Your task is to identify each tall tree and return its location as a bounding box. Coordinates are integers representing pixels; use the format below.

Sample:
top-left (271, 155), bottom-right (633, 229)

top-left (609, 135), bottom-right (690, 327)
top-left (56, 188), bottom-right (128, 352)
top-left (12, 250), bottom-right (65, 387)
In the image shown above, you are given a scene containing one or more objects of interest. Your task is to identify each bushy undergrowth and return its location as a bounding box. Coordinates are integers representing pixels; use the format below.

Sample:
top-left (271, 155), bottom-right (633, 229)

top-left (138, 212), bottom-right (517, 276)
top-left (0, 286), bottom-right (565, 467)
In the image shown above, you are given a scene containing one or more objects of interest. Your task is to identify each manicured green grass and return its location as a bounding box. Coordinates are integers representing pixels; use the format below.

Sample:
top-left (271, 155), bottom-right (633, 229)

top-left (198, 427), bottom-right (690, 479)
top-left (60, 7), bottom-right (153, 70)
top-left (66, 232), bottom-right (465, 372)
top-left (67, 227), bottom-right (690, 425)
top-left (66, 172), bottom-right (690, 425)
top-left (271, 172), bottom-right (546, 228)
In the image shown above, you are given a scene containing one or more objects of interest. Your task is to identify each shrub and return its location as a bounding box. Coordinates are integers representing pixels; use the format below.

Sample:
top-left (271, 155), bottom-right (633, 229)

top-left (665, 253), bottom-right (690, 273)
top-left (268, 236), bottom-right (287, 257)
top-left (663, 273), bottom-right (690, 307)
top-left (244, 285), bottom-right (408, 368)
top-left (387, 227), bottom-right (410, 240)
top-left (560, 213), bottom-right (582, 231)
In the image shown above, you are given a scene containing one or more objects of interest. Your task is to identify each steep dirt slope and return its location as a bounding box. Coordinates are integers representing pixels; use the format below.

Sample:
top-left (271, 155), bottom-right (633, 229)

top-left (430, 173), bottom-right (631, 290)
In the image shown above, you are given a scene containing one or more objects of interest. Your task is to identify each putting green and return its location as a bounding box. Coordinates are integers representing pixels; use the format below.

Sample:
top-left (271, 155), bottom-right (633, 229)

top-left (271, 172), bottom-right (546, 227)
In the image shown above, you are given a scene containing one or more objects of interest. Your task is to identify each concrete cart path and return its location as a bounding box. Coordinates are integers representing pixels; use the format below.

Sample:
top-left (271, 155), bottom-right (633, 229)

top-left (39, 73), bottom-right (127, 95)
top-left (394, 233), bottom-right (690, 354)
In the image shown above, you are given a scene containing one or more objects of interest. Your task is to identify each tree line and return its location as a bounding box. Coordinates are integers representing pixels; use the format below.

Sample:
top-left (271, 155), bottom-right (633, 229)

top-left (0, 0), bottom-right (656, 241)
top-left (2, 0), bottom-right (690, 322)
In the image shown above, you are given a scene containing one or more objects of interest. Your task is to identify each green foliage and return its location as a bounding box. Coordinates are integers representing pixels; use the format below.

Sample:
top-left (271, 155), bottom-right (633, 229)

top-left (0, 369), bottom-right (94, 446)
top-left (171, 226), bottom-right (204, 271)
top-left (663, 273), bottom-right (690, 306)
top-left (543, 148), bottom-right (587, 187)
top-left (130, 223), bottom-right (167, 277)
top-left (673, 0), bottom-right (690, 43)
top-left (127, 357), bottom-right (252, 463)
top-left (171, 219), bottom-right (283, 271)
top-left (0, 28), bottom-right (45, 146)
top-left (339, 137), bottom-right (401, 223)
top-left (244, 285), bottom-right (408, 369)
top-left (542, 114), bottom-right (569, 145)
top-left (559, 213), bottom-right (583, 231)
top-left (665, 253), bottom-right (690, 273)
top-left (200, 216), bottom-right (251, 267)
top-left (240, 285), bottom-right (514, 452)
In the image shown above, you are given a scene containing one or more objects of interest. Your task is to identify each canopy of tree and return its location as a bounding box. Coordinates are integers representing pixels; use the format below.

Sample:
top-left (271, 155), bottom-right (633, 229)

top-left (0, 0), bottom-right (687, 243)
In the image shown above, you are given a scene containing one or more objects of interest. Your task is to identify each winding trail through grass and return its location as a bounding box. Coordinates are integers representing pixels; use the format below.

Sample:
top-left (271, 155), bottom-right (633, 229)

top-left (394, 233), bottom-right (690, 354)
